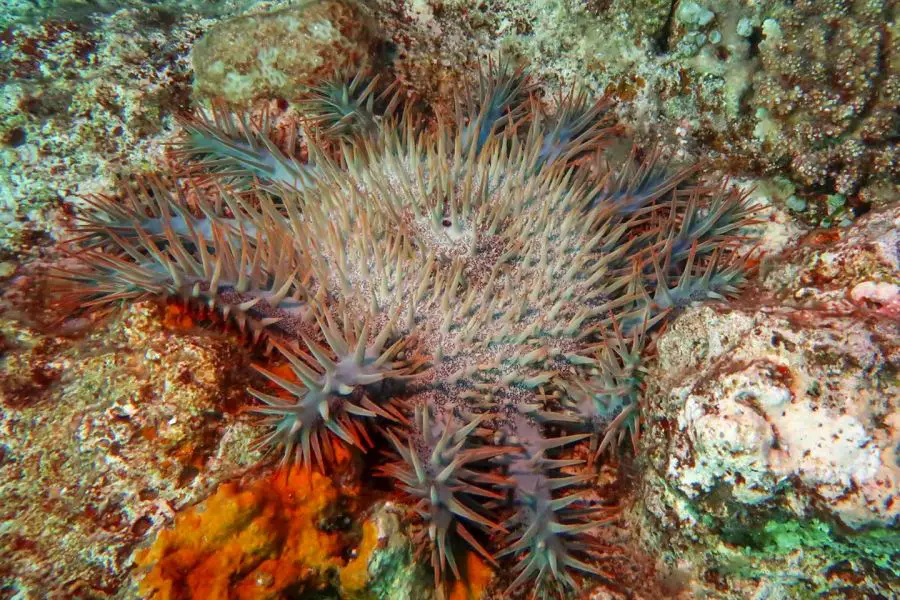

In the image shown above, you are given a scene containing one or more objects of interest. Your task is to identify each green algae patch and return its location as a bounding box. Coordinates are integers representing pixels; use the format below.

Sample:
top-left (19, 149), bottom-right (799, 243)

top-left (749, 520), bottom-right (899, 573)
top-left (718, 517), bottom-right (900, 586)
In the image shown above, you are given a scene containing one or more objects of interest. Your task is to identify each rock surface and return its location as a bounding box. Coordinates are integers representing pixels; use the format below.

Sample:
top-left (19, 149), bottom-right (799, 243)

top-left (0, 7), bottom-right (209, 254)
top-left (0, 302), bottom-right (261, 596)
top-left (364, 502), bottom-right (437, 600)
top-left (636, 204), bottom-right (899, 598)
top-left (192, 1), bottom-right (382, 105)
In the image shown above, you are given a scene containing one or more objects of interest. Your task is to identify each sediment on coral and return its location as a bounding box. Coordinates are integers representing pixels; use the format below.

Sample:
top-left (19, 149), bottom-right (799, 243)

top-left (52, 59), bottom-right (760, 597)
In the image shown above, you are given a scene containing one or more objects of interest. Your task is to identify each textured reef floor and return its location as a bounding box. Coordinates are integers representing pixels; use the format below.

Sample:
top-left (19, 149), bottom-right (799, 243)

top-left (0, 1), bottom-right (897, 599)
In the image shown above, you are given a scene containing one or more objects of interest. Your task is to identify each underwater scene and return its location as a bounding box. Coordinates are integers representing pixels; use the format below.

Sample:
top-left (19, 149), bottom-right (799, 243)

top-left (0, 1), bottom-right (897, 598)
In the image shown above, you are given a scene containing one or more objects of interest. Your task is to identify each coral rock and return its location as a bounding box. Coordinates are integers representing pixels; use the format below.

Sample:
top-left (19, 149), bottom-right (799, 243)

top-left (648, 304), bottom-right (897, 528)
top-left (0, 8), bottom-right (204, 254)
top-left (0, 302), bottom-right (258, 596)
top-left (365, 502), bottom-right (436, 600)
top-left (636, 203), bottom-right (900, 597)
top-left (192, 1), bottom-right (381, 105)
top-left (762, 202), bottom-right (900, 311)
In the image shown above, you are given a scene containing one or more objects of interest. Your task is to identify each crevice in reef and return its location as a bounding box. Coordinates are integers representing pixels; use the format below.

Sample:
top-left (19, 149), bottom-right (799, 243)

top-left (653, 1), bottom-right (678, 55)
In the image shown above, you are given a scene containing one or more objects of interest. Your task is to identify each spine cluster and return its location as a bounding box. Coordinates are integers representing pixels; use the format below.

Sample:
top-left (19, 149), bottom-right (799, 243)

top-left (54, 60), bottom-right (758, 598)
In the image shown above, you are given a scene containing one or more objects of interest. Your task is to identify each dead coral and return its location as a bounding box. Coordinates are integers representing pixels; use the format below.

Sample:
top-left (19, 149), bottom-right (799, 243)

top-left (0, 302), bottom-right (257, 597)
top-left (0, 7), bottom-right (205, 254)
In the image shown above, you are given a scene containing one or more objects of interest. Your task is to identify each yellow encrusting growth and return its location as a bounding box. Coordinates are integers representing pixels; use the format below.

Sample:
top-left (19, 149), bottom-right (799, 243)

top-left (449, 552), bottom-right (494, 600)
top-left (340, 520), bottom-right (379, 593)
top-left (136, 466), bottom-right (375, 599)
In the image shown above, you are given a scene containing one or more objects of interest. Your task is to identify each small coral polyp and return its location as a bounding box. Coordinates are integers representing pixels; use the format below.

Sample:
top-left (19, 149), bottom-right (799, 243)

top-left (55, 61), bottom-right (757, 597)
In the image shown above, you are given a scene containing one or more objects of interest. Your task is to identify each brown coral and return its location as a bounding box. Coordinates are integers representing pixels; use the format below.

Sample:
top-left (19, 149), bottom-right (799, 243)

top-left (752, 0), bottom-right (898, 195)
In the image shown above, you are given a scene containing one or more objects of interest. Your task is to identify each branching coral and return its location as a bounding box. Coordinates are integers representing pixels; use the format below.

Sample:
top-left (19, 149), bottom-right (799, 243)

top-left (54, 58), bottom-right (759, 597)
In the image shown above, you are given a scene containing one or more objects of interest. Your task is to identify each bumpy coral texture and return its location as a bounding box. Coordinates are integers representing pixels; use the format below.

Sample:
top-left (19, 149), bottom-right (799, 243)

top-left (135, 464), bottom-right (377, 599)
top-left (752, 0), bottom-right (898, 195)
top-left (56, 61), bottom-right (758, 598)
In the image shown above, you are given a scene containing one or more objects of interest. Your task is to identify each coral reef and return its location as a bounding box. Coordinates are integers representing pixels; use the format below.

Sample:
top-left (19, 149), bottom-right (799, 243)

top-left (647, 305), bottom-right (897, 525)
top-left (365, 0), bottom-right (897, 213)
top-left (0, 0), bottom-right (259, 29)
top-left (637, 203), bottom-right (900, 598)
top-left (1, 0), bottom-right (896, 598)
top-left (4, 0), bottom-right (894, 260)
top-left (762, 200), bottom-right (899, 314)
top-left (0, 301), bottom-right (261, 596)
top-left (751, 0), bottom-right (898, 196)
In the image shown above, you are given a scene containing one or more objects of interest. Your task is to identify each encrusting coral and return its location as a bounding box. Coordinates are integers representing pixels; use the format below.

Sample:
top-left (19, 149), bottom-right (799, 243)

top-left (52, 58), bottom-right (759, 598)
top-left (135, 463), bottom-right (379, 600)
